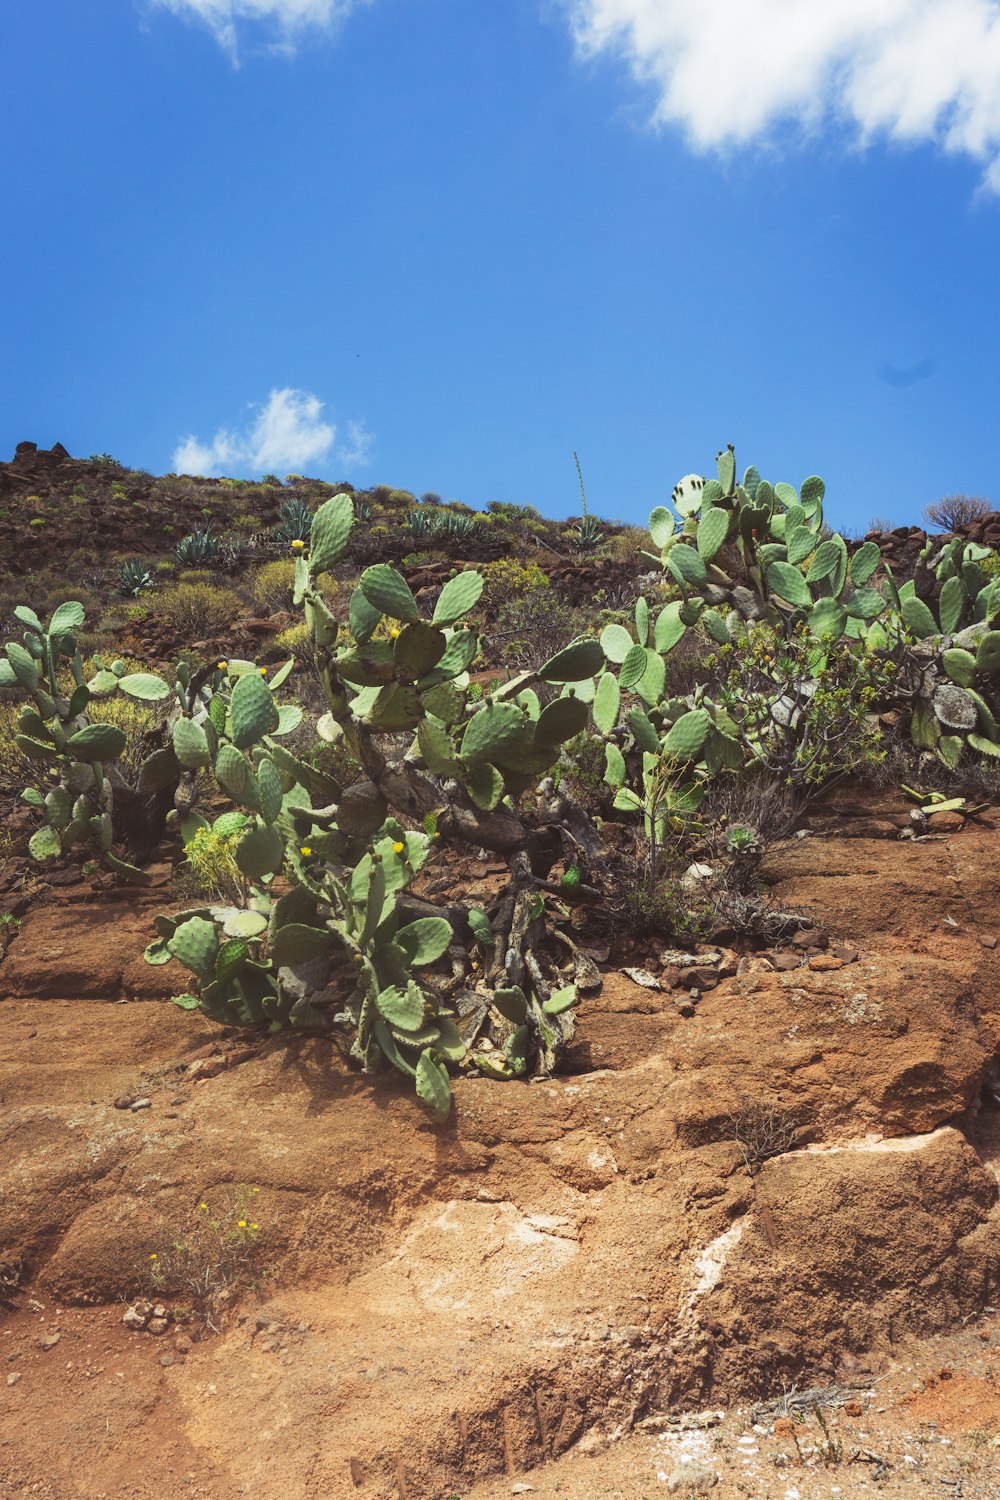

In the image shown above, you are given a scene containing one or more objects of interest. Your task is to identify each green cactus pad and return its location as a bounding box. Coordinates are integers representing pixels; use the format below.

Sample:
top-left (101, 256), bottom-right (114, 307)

top-left (231, 672), bottom-right (279, 748)
top-left (415, 1050), bottom-right (452, 1123)
top-left (599, 623), bottom-right (634, 664)
top-left (366, 682), bottom-right (423, 729)
top-left (969, 732), bottom-right (1000, 759)
top-left (419, 682), bottom-right (465, 723)
top-left (377, 982), bottom-right (426, 1030)
top-left (901, 596), bottom-right (939, 641)
top-left (460, 702), bottom-right (528, 764)
top-left (846, 588), bottom-right (886, 621)
top-left (604, 743), bottom-right (626, 787)
top-left (167, 915), bottom-right (219, 978)
top-left (534, 695), bottom-right (589, 748)
top-left (493, 985), bottom-right (528, 1023)
top-left (943, 648), bottom-right (977, 688)
top-left (785, 526), bottom-right (817, 568)
top-left (417, 717), bottom-right (461, 776)
top-left (717, 449), bottom-right (736, 496)
top-left (349, 586), bottom-right (383, 644)
top-left (359, 564), bottom-right (420, 623)
top-left (975, 631), bottom-right (1000, 675)
top-left (308, 493), bottom-right (355, 573)
top-left (44, 786), bottom-right (72, 830)
top-left (5, 643), bottom-right (39, 690)
top-left (235, 823), bottom-right (285, 879)
top-left (216, 939), bottom-right (250, 986)
top-left (666, 544), bottom-right (707, 588)
top-left (66, 723), bottom-right (127, 761)
top-left (765, 561), bottom-right (813, 610)
top-left (543, 984), bottom-right (577, 1016)
top-left (424, 629), bottom-right (478, 683)
top-left (432, 570), bottom-right (484, 626)
top-left (28, 825), bottom-right (61, 860)
top-left (849, 541), bottom-right (881, 586)
top-left (804, 539), bottom-right (841, 584)
top-left (697, 507), bottom-right (730, 562)
top-left (336, 643), bottom-right (396, 686)
top-left (271, 923), bottom-right (332, 966)
top-left (214, 745), bottom-right (261, 809)
top-left (662, 708), bottom-right (710, 760)
top-left (172, 717), bottom-right (212, 769)
top-left (396, 917), bottom-right (452, 966)
top-left (592, 672), bottom-right (621, 735)
top-left (394, 622), bottom-right (447, 679)
top-left (648, 506), bottom-right (676, 549)
top-left (256, 758), bottom-right (284, 824)
top-left (223, 909), bottom-right (269, 939)
top-left (807, 599), bottom-right (847, 637)
top-left (117, 672), bottom-right (170, 702)
top-left (939, 576), bottom-right (966, 635)
top-left (466, 761), bottom-right (505, 810)
top-left (537, 639), bottom-right (603, 683)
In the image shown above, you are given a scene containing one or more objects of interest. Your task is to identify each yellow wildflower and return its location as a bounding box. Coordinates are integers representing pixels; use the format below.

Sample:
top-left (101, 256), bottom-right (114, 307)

top-left (237, 1220), bottom-right (246, 1228)
top-left (250, 1223), bottom-right (259, 1231)
top-left (149, 1253), bottom-right (157, 1260)
top-left (251, 1187), bottom-right (261, 1193)
top-left (389, 626), bottom-right (400, 638)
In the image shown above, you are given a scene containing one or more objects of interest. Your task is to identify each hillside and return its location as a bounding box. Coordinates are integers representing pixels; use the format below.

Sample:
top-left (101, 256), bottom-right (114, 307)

top-left (1, 440), bottom-right (1000, 1497)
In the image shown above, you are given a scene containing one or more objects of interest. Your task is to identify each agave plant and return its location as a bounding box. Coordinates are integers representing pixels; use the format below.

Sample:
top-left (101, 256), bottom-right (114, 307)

top-left (176, 529), bottom-right (221, 566)
top-left (115, 559), bottom-right (155, 597)
top-left (272, 498), bottom-right (313, 546)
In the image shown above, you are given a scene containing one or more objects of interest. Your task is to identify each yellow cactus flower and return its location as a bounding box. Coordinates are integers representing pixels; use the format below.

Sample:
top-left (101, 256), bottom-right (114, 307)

top-left (217, 659), bottom-right (228, 671)
top-left (389, 626), bottom-right (400, 638)
top-left (392, 840), bottom-right (405, 854)
top-left (259, 666), bottom-right (267, 677)
top-left (291, 539), bottom-right (305, 551)
top-left (299, 846), bottom-right (312, 857)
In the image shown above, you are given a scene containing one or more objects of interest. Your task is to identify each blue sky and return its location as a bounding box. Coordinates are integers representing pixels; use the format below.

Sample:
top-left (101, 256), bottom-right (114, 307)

top-left (2, 0), bottom-right (999, 531)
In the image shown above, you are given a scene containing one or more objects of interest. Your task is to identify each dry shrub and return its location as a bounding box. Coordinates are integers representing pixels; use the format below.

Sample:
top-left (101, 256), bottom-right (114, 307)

top-left (251, 560), bottom-right (297, 615)
top-left (146, 583), bottom-right (242, 639)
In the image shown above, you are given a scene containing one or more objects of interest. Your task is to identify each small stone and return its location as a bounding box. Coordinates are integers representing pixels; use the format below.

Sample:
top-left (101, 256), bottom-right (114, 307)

top-left (153, 1305), bottom-right (166, 1318)
top-left (7, 1372), bottom-right (22, 1386)
top-left (175, 1335), bottom-right (193, 1354)
top-left (620, 967), bottom-right (661, 990)
top-left (831, 946), bottom-right (859, 962)
top-left (674, 1000), bottom-right (696, 1018)
top-left (978, 933), bottom-right (998, 949)
top-left (113, 1096), bottom-right (135, 1110)
top-left (159, 1353), bottom-right (175, 1368)
top-left (791, 927), bottom-right (827, 951)
top-left (679, 967), bottom-right (719, 992)
top-left (844, 1400), bottom-right (863, 1417)
top-left (808, 955), bottom-right (845, 972)
top-left (939, 1367), bottom-right (953, 1380)
top-left (169, 1095), bottom-right (188, 1106)
top-left (38, 1333), bottom-right (61, 1350)
top-left (147, 1318), bottom-right (169, 1335)
top-left (123, 1302), bottom-right (152, 1331)
top-left (771, 952), bottom-right (801, 971)
top-left (130, 1098), bottom-right (152, 1111)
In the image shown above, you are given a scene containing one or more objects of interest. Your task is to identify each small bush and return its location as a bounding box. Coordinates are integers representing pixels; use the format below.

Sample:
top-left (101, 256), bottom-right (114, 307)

top-left (479, 558), bottom-right (549, 617)
top-left (922, 494), bottom-right (992, 531)
top-left (146, 583), bottom-right (242, 639)
top-left (252, 560), bottom-right (297, 615)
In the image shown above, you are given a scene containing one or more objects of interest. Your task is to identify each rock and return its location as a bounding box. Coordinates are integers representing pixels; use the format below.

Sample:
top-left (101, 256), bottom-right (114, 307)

top-left (175, 1335), bottom-right (193, 1355)
top-left (7, 1372), bottom-right (22, 1386)
top-left (927, 811), bottom-right (965, 834)
top-left (113, 1096), bottom-right (136, 1110)
top-left (680, 863), bottom-right (715, 895)
top-left (679, 967), bottom-right (719, 992)
top-left (147, 1318), bottom-right (169, 1335)
top-left (808, 955), bottom-right (846, 972)
top-left (38, 1333), bottom-right (61, 1350)
top-left (831, 946), bottom-right (859, 962)
top-left (159, 1353), bottom-right (175, 1367)
top-left (130, 1098), bottom-right (152, 1111)
top-left (771, 952), bottom-right (802, 971)
top-left (674, 1000), bottom-right (696, 1019)
top-left (978, 933), bottom-right (998, 949)
top-left (123, 1301), bottom-right (152, 1331)
top-left (620, 967), bottom-right (661, 990)
top-left (666, 1460), bottom-right (718, 1493)
top-left (791, 927), bottom-right (827, 951)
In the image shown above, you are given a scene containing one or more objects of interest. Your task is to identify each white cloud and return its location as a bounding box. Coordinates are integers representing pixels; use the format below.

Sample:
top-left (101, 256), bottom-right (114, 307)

top-left (564, 0), bottom-right (1000, 190)
top-left (174, 388), bottom-right (372, 476)
top-left (151, 0), bottom-right (370, 60)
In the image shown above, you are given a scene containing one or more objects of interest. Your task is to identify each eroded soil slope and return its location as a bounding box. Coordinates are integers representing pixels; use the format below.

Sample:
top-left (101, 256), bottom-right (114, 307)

top-left (1, 815), bottom-right (999, 1498)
